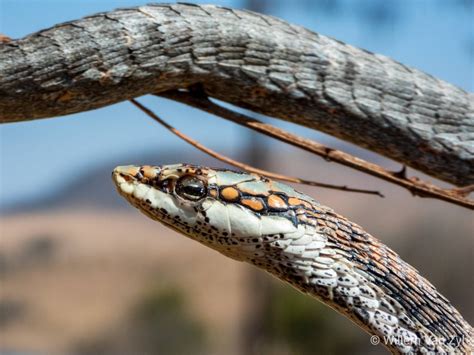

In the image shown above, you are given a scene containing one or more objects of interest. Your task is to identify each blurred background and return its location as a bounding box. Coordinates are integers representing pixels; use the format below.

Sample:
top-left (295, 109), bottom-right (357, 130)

top-left (1, 0), bottom-right (473, 354)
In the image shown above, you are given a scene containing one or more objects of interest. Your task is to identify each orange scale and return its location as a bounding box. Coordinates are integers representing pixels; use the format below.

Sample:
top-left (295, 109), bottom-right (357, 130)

top-left (126, 166), bottom-right (140, 176)
top-left (141, 165), bottom-right (157, 179)
top-left (307, 211), bottom-right (323, 219)
top-left (287, 197), bottom-right (312, 209)
top-left (241, 198), bottom-right (265, 211)
top-left (267, 194), bottom-right (287, 210)
top-left (221, 187), bottom-right (240, 201)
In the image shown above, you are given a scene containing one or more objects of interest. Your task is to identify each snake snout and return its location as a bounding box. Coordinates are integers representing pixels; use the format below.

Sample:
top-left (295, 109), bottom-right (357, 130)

top-left (112, 165), bottom-right (141, 192)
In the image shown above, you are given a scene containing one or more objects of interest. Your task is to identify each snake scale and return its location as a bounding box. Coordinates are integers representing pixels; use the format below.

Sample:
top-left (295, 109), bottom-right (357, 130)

top-left (0, 3), bottom-right (473, 185)
top-left (113, 164), bottom-right (472, 354)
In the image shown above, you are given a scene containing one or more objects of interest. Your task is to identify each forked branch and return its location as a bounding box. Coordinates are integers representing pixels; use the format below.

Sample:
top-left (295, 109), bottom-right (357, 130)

top-left (130, 99), bottom-right (382, 197)
top-left (156, 87), bottom-right (474, 210)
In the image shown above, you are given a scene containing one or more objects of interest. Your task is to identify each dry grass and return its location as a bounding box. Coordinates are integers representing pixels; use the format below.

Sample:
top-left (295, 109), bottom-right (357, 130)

top-left (1, 210), bottom-right (252, 354)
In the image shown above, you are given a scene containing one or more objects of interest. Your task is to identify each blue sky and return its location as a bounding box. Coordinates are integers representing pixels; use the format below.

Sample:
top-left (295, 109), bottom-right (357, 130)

top-left (0, 0), bottom-right (473, 207)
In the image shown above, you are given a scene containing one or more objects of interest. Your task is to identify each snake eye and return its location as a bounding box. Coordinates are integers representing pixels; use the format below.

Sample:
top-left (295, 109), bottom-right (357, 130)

top-left (176, 176), bottom-right (207, 201)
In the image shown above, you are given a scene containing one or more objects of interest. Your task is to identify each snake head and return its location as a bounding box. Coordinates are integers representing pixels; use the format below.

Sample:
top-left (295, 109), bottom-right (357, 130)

top-left (112, 163), bottom-right (211, 222)
top-left (112, 163), bottom-right (314, 261)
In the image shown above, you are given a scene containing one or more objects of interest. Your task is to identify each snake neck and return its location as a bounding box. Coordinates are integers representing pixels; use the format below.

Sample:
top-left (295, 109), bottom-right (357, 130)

top-left (235, 215), bottom-right (472, 354)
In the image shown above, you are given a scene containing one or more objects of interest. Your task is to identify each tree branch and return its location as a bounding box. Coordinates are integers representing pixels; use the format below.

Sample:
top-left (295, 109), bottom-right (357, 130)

top-left (157, 87), bottom-right (474, 210)
top-left (130, 99), bottom-right (382, 197)
top-left (0, 4), bottom-right (472, 186)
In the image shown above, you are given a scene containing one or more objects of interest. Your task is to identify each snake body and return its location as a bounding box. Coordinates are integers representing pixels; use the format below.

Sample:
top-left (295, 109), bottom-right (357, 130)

top-left (1, 4), bottom-right (473, 185)
top-left (113, 164), bottom-right (472, 354)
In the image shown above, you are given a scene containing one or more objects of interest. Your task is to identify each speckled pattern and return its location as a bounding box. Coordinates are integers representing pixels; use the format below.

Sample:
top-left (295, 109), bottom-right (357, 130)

top-left (112, 163), bottom-right (472, 354)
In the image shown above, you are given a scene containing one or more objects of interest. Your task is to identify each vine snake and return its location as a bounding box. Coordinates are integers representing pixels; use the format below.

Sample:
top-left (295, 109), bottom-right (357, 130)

top-left (112, 164), bottom-right (472, 354)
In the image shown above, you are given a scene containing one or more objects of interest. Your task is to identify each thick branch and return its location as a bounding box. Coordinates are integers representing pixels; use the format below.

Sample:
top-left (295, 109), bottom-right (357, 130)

top-left (0, 4), bottom-right (473, 185)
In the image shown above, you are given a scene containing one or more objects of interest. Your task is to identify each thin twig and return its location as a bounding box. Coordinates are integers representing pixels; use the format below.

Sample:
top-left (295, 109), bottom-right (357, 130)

top-left (0, 34), bottom-right (12, 43)
top-left (130, 99), bottom-right (383, 197)
top-left (156, 87), bottom-right (474, 210)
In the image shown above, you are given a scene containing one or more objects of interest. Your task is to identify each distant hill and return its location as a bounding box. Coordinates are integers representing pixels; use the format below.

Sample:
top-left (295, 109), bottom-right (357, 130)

top-left (1, 149), bottom-right (243, 214)
top-left (2, 128), bottom-right (404, 215)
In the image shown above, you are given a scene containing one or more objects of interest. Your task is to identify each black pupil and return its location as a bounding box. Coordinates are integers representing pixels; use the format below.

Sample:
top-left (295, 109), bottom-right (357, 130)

top-left (177, 176), bottom-right (206, 200)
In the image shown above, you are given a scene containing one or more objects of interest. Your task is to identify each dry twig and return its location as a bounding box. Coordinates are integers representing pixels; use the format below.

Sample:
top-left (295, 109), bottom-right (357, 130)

top-left (156, 87), bottom-right (474, 210)
top-left (130, 99), bottom-right (382, 197)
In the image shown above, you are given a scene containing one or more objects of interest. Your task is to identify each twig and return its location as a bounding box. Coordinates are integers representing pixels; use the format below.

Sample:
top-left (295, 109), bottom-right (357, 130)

top-left (449, 185), bottom-right (474, 198)
top-left (156, 87), bottom-right (474, 210)
top-left (130, 99), bottom-right (383, 197)
top-left (0, 34), bottom-right (12, 43)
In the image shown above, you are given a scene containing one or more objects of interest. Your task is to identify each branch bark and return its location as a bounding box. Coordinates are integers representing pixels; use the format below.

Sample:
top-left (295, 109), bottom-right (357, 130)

top-left (0, 4), bottom-right (473, 186)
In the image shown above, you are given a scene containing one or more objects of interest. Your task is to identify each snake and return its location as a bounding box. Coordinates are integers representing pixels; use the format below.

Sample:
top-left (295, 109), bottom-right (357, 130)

top-left (112, 163), bottom-right (472, 354)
